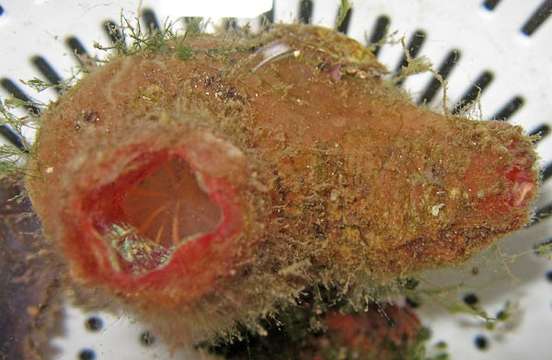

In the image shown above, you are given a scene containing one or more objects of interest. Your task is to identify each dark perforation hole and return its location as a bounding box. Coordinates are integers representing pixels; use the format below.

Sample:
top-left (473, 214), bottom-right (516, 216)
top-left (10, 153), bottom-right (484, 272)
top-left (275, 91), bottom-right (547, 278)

top-left (140, 331), bottom-right (156, 346)
top-left (368, 15), bottom-right (390, 57)
top-left (78, 349), bottom-right (96, 360)
top-left (546, 270), bottom-right (552, 282)
top-left (483, 0), bottom-right (501, 10)
top-left (529, 124), bottom-right (550, 143)
top-left (474, 335), bottom-right (489, 350)
top-left (85, 316), bottom-right (103, 332)
top-left (0, 5), bottom-right (4, 16)
top-left (463, 293), bottom-right (479, 306)
top-left (66, 36), bottom-right (88, 57)
top-left (298, 0), bottom-right (314, 24)
top-left (0, 125), bottom-right (27, 152)
top-left (1, 78), bottom-right (41, 115)
top-left (395, 30), bottom-right (427, 70)
top-left (417, 49), bottom-right (461, 104)
top-left (142, 8), bottom-right (160, 33)
top-left (103, 20), bottom-right (126, 47)
top-left (542, 163), bottom-right (552, 182)
top-left (496, 309), bottom-right (508, 321)
top-left (394, 30), bottom-right (426, 86)
top-left (260, 1), bottom-right (275, 26)
top-left (531, 202), bottom-right (552, 225)
top-left (490, 96), bottom-right (525, 121)
top-left (224, 18), bottom-right (238, 31)
top-left (530, 124), bottom-right (551, 138)
top-left (336, 5), bottom-right (353, 34)
top-left (405, 297), bottom-right (420, 308)
top-left (66, 36), bottom-right (91, 66)
top-left (521, 0), bottom-right (552, 36)
top-left (451, 71), bottom-right (494, 114)
top-left (31, 56), bottom-right (63, 93)
top-left (434, 341), bottom-right (448, 352)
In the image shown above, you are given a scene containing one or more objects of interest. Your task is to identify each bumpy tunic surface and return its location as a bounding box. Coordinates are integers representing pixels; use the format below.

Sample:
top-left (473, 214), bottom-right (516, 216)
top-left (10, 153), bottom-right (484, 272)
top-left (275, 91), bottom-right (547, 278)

top-left (26, 25), bottom-right (538, 342)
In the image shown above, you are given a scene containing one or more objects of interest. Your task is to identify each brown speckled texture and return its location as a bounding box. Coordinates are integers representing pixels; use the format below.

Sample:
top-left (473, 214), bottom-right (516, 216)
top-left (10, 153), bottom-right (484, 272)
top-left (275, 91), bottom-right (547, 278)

top-left (25, 24), bottom-right (538, 345)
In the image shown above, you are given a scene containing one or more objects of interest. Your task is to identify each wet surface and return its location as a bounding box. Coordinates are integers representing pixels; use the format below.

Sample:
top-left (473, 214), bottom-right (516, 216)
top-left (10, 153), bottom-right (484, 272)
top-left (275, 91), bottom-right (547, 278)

top-left (0, 179), bottom-right (64, 359)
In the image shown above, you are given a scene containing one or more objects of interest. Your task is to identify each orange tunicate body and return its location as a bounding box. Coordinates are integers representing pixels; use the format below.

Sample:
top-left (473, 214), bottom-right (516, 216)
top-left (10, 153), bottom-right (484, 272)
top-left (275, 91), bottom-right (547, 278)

top-left (26, 24), bottom-right (538, 342)
top-left (317, 306), bottom-right (423, 359)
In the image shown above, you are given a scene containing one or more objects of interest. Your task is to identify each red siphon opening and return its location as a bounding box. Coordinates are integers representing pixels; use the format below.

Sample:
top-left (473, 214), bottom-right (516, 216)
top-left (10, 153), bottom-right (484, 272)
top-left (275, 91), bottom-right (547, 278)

top-left (81, 150), bottom-right (223, 277)
top-left (122, 157), bottom-right (222, 247)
